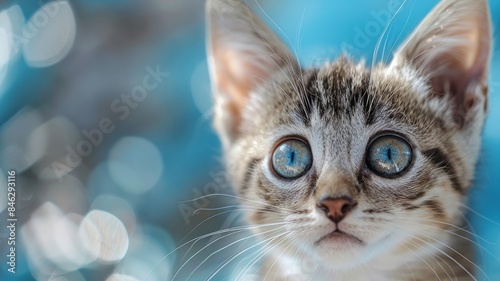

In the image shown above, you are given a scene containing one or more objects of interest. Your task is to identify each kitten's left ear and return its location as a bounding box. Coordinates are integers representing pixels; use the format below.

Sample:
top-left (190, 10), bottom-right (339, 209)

top-left (390, 0), bottom-right (492, 126)
top-left (206, 0), bottom-right (299, 147)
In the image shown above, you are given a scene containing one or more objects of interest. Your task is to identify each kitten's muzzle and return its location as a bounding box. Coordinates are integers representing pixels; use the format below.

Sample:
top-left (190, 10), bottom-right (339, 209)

top-left (318, 196), bottom-right (356, 223)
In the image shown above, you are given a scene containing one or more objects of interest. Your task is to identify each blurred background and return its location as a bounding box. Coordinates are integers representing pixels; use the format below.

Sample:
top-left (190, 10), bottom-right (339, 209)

top-left (0, 0), bottom-right (499, 280)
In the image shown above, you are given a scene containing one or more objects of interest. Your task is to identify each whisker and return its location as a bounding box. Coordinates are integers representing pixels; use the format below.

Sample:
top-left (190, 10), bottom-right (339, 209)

top-left (387, 0), bottom-right (417, 62)
top-left (295, 1), bottom-right (308, 61)
top-left (177, 208), bottom-right (246, 249)
top-left (460, 204), bottom-right (500, 227)
top-left (181, 193), bottom-right (295, 213)
top-left (394, 216), bottom-right (494, 244)
top-left (390, 217), bottom-right (497, 253)
top-left (234, 231), bottom-right (295, 281)
top-left (388, 229), bottom-right (444, 281)
top-left (177, 225), bottom-right (287, 281)
top-left (404, 262), bottom-right (417, 281)
top-left (375, 221), bottom-right (451, 280)
top-left (143, 221), bottom-right (288, 281)
top-left (179, 209), bottom-right (280, 260)
top-left (262, 230), bottom-right (300, 281)
top-left (384, 225), bottom-right (444, 280)
top-left (202, 229), bottom-right (294, 281)
top-left (369, 0), bottom-right (408, 98)
top-left (459, 213), bottom-right (495, 279)
top-left (193, 204), bottom-right (285, 216)
top-left (390, 226), bottom-right (482, 281)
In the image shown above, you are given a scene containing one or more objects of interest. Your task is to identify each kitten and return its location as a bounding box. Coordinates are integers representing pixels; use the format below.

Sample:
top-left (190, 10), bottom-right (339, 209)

top-left (206, 0), bottom-right (492, 280)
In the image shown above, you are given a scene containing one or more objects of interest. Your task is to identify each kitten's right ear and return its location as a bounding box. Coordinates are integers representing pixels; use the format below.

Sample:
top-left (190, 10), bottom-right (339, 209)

top-left (390, 0), bottom-right (492, 126)
top-left (206, 0), bottom-right (299, 147)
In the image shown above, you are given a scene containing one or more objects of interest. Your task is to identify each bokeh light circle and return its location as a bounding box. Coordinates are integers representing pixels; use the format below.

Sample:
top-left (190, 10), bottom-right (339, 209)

top-left (22, 1), bottom-right (76, 67)
top-left (79, 210), bottom-right (129, 263)
top-left (0, 9), bottom-right (12, 87)
top-left (21, 203), bottom-right (96, 275)
top-left (0, 5), bottom-right (24, 90)
top-left (91, 194), bottom-right (137, 235)
top-left (190, 60), bottom-right (212, 116)
top-left (115, 224), bottom-right (176, 281)
top-left (108, 137), bottom-right (163, 194)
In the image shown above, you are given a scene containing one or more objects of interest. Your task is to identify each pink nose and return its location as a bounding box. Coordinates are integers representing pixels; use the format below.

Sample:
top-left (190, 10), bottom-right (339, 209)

top-left (318, 197), bottom-right (355, 223)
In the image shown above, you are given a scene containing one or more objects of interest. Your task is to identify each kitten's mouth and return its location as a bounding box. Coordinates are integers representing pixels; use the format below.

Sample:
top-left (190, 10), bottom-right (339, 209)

top-left (315, 230), bottom-right (364, 246)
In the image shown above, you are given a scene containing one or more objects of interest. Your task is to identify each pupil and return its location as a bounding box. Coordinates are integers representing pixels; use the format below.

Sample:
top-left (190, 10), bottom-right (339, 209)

top-left (289, 150), bottom-right (295, 164)
top-left (387, 148), bottom-right (392, 161)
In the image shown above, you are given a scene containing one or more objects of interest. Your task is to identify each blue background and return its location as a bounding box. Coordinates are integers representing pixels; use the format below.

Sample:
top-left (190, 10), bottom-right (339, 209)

top-left (0, 0), bottom-right (498, 280)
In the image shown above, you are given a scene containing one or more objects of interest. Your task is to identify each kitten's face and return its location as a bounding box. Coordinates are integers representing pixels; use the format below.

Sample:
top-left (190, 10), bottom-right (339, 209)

top-left (207, 0), bottom-right (491, 272)
top-left (222, 60), bottom-right (485, 269)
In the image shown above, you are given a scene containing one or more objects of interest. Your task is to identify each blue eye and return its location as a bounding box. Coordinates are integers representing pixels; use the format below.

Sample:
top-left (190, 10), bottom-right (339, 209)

top-left (367, 135), bottom-right (413, 177)
top-left (272, 139), bottom-right (312, 179)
